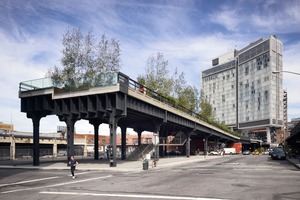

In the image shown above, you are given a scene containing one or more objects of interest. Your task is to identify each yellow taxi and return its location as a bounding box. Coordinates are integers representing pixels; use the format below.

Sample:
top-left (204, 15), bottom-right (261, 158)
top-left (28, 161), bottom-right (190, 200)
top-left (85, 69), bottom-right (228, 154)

top-left (252, 150), bottom-right (260, 155)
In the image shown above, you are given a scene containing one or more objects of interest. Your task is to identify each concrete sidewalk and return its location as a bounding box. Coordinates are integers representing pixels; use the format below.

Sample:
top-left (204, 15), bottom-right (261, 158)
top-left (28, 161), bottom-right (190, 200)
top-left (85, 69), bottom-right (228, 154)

top-left (1, 155), bottom-right (299, 171)
top-left (0, 155), bottom-right (218, 172)
top-left (286, 157), bottom-right (300, 169)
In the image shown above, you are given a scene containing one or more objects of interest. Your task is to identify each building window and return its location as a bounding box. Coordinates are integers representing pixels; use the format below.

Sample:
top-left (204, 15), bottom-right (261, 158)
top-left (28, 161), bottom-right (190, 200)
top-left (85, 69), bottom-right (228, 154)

top-left (245, 66), bottom-right (249, 75)
top-left (264, 76), bottom-right (269, 82)
top-left (257, 65), bottom-right (261, 71)
top-left (265, 90), bottom-right (269, 99)
top-left (251, 86), bottom-right (255, 94)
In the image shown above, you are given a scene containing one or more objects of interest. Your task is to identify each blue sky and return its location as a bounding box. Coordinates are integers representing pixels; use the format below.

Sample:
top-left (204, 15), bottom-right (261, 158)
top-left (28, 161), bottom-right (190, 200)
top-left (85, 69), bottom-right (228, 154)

top-left (1, 0), bottom-right (300, 134)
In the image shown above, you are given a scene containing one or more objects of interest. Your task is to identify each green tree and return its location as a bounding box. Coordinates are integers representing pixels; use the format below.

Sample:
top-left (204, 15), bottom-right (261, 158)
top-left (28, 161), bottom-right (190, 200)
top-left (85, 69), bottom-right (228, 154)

top-left (93, 34), bottom-right (121, 86)
top-left (137, 52), bottom-right (173, 97)
top-left (46, 27), bottom-right (121, 89)
top-left (172, 68), bottom-right (186, 99)
top-left (199, 89), bottom-right (214, 120)
top-left (178, 85), bottom-right (199, 112)
top-left (137, 52), bottom-right (200, 113)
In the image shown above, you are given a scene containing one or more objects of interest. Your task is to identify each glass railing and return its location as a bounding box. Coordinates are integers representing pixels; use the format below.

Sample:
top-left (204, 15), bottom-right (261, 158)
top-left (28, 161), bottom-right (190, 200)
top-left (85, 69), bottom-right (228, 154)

top-left (19, 71), bottom-right (119, 92)
top-left (19, 78), bottom-right (54, 91)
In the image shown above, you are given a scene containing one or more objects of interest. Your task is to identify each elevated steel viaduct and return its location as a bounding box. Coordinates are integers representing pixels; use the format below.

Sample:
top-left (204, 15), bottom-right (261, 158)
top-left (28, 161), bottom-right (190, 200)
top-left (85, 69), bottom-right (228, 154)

top-left (19, 72), bottom-right (239, 166)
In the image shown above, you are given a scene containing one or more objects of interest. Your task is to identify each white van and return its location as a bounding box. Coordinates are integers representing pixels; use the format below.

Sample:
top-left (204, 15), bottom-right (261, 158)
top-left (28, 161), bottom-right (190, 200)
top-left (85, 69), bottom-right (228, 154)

top-left (223, 148), bottom-right (236, 155)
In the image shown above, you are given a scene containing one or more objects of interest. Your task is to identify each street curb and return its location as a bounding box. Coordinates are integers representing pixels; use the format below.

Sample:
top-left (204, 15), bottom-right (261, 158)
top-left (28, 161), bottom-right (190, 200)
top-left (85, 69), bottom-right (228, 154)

top-left (286, 158), bottom-right (300, 169)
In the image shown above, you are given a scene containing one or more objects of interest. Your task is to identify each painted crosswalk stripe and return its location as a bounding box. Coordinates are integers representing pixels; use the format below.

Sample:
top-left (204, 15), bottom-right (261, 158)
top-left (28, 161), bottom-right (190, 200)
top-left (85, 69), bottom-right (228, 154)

top-left (1, 175), bottom-right (112, 194)
top-left (40, 191), bottom-right (227, 200)
top-left (0, 176), bottom-right (59, 187)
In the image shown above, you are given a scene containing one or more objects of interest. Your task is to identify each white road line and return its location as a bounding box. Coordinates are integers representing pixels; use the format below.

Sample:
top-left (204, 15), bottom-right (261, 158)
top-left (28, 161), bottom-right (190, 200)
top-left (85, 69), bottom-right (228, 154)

top-left (68, 171), bottom-right (96, 176)
top-left (40, 191), bottom-right (227, 200)
top-left (0, 176), bottom-right (59, 187)
top-left (0, 175), bottom-right (112, 194)
top-left (75, 171), bottom-right (94, 175)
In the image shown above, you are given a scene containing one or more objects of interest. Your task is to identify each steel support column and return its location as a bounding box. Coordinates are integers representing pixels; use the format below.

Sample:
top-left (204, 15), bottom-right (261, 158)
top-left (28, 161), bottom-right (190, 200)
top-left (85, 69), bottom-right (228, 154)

top-left (62, 116), bottom-right (78, 161)
top-left (204, 135), bottom-right (210, 156)
top-left (120, 126), bottom-right (127, 160)
top-left (185, 131), bottom-right (193, 158)
top-left (153, 121), bottom-right (164, 161)
top-left (90, 120), bottom-right (101, 160)
top-left (29, 113), bottom-right (46, 166)
top-left (136, 129), bottom-right (142, 146)
top-left (108, 108), bottom-right (121, 167)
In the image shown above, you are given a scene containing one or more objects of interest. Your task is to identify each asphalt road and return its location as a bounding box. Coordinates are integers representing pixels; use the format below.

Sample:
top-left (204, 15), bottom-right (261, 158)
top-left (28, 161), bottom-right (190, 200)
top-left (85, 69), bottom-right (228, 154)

top-left (1, 155), bottom-right (299, 200)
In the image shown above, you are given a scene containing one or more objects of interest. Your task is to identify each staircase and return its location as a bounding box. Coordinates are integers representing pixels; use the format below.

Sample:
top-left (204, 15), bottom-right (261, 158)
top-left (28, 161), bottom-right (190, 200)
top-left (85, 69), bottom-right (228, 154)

top-left (127, 143), bottom-right (155, 161)
top-left (168, 131), bottom-right (187, 145)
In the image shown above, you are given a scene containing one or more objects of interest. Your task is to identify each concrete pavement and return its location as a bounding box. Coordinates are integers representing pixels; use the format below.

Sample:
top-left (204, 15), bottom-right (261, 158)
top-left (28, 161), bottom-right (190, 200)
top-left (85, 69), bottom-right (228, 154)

top-left (0, 155), bottom-right (219, 172)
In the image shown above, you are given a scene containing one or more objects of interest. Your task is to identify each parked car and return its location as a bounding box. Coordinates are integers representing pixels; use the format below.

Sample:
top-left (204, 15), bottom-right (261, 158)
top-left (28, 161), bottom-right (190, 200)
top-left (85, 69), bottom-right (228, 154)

top-left (252, 150), bottom-right (260, 155)
top-left (271, 147), bottom-right (286, 160)
top-left (268, 149), bottom-right (274, 155)
top-left (242, 150), bottom-right (251, 155)
top-left (209, 151), bottom-right (219, 156)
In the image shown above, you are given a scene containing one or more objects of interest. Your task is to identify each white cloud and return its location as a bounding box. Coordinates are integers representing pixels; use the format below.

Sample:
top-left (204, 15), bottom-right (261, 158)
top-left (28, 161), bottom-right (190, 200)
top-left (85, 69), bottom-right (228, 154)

top-left (208, 5), bottom-right (241, 32)
top-left (251, 1), bottom-right (300, 33)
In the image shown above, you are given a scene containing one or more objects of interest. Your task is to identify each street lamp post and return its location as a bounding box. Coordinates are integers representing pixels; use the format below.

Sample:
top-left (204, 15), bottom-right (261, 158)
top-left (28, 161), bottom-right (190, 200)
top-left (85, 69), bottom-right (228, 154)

top-left (272, 70), bottom-right (300, 75)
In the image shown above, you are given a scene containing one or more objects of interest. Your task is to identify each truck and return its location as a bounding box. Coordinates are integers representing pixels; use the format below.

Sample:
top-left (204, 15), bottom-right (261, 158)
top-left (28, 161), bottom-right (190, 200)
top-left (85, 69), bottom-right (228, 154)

top-left (223, 148), bottom-right (236, 155)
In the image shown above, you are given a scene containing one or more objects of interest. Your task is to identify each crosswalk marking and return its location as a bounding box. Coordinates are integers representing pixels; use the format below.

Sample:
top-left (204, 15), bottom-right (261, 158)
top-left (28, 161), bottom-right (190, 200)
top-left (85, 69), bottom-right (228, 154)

top-left (0, 176), bottom-right (59, 187)
top-left (1, 175), bottom-right (112, 194)
top-left (40, 191), bottom-right (228, 200)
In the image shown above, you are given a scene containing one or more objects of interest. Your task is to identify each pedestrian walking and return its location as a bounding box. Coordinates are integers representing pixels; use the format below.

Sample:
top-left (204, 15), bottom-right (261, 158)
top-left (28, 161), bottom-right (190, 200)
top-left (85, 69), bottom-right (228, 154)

top-left (69, 155), bottom-right (78, 179)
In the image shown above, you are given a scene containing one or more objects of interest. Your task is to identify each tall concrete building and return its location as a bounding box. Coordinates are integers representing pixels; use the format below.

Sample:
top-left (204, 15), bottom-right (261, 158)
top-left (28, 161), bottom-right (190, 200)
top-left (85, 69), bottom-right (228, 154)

top-left (202, 35), bottom-right (284, 143)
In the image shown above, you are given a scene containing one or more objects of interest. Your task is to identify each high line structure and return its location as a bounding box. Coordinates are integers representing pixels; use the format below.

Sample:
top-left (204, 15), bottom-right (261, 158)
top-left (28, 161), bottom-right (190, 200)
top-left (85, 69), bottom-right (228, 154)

top-left (19, 72), bottom-right (239, 167)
